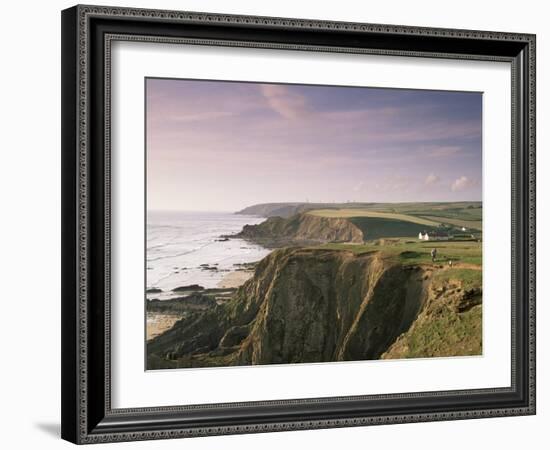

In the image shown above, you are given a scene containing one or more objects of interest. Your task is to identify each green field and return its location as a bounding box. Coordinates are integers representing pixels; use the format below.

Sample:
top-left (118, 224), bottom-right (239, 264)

top-left (307, 202), bottom-right (482, 233)
top-left (317, 238), bottom-right (482, 267)
top-left (394, 203), bottom-right (482, 230)
top-left (307, 209), bottom-right (442, 241)
top-left (359, 201), bottom-right (481, 215)
top-left (433, 268), bottom-right (482, 290)
top-left (307, 209), bottom-right (440, 226)
top-left (417, 215), bottom-right (482, 231)
top-left (350, 217), bottom-right (438, 241)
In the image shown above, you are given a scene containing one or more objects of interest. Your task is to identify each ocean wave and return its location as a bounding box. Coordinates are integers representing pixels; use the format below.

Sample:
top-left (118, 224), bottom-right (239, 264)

top-left (146, 211), bottom-right (269, 290)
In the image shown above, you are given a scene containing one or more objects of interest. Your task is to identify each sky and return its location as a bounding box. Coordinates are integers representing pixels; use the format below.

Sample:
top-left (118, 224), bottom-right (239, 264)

top-left (146, 78), bottom-right (482, 212)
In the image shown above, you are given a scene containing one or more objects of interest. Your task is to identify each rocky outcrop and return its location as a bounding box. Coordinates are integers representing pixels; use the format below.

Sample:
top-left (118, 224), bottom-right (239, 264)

top-left (147, 249), bottom-right (482, 369)
top-left (147, 248), bottom-right (448, 369)
top-left (234, 213), bottom-right (364, 247)
top-left (172, 284), bottom-right (204, 293)
top-left (147, 295), bottom-right (216, 313)
top-left (381, 271), bottom-right (482, 359)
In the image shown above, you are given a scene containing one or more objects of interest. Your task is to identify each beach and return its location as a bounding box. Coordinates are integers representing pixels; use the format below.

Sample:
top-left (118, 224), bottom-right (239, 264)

top-left (217, 270), bottom-right (254, 288)
top-left (146, 313), bottom-right (182, 341)
top-left (146, 210), bottom-right (269, 299)
top-left (147, 266), bottom-right (255, 341)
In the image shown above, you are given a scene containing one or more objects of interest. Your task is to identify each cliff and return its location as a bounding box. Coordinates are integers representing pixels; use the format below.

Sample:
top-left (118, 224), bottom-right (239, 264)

top-left (234, 213), bottom-right (364, 247)
top-left (381, 269), bottom-right (482, 359)
top-left (147, 248), bottom-right (482, 369)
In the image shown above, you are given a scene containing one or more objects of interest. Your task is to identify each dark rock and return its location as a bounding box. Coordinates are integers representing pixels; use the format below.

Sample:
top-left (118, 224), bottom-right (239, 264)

top-left (172, 284), bottom-right (204, 293)
top-left (219, 325), bottom-right (250, 348)
top-left (148, 248), bottom-right (422, 368)
top-left (147, 293), bottom-right (216, 314)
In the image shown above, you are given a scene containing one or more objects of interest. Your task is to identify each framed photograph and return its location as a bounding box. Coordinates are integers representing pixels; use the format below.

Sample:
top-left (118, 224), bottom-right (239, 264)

top-left (61, 5), bottom-right (536, 444)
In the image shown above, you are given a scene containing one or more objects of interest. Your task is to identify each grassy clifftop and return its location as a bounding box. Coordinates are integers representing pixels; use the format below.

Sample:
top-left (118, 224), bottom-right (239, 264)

top-left (233, 201), bottom-right (483, 251)
top-left (147, 246), bottom-right (482, 369)
top-left (382, 268), bottom-right (482, 359)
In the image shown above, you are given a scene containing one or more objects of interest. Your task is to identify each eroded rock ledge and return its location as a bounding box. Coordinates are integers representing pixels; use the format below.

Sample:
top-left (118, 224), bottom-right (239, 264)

top-left (232, 213), bottom-right (364, 248)
top-left (147, 247), bottom-right (481, 369)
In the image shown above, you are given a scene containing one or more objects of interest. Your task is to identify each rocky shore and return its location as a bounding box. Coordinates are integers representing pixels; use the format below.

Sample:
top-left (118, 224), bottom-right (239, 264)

top-left (146, 267), bottom-right (257, 340)
top-left (147, 247), bottom-right (482, 369)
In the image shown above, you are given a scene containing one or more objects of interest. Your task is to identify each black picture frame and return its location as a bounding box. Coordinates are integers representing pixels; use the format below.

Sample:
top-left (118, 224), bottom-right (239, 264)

top-left (61, 4), bottom-right (536, 444)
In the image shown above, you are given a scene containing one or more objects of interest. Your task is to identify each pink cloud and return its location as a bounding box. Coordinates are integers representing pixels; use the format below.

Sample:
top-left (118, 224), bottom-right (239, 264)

top-left (260, 84), bottom-right (309, 119)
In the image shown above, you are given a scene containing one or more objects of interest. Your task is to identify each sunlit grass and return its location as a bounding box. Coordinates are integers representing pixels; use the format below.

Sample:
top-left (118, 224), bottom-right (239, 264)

top-left (307, 209), bottom-right (440, 226)
top-left (316, 238), bottom-right (482, 267)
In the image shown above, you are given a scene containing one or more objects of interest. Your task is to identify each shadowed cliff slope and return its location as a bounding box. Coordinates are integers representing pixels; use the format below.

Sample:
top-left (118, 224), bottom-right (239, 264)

top-left (147, 247), bottom-right (482, 370)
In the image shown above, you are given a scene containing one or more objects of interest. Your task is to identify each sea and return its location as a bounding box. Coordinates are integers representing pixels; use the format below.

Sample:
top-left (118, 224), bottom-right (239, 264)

top-left (146, 211), bottom-right (269, 300)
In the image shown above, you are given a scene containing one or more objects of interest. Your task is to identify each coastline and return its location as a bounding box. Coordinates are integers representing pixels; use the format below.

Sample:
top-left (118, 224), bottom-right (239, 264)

top-left (147, 266), bottom-right (257, 341)
top-left (147, 210), bottom-right (269, 293)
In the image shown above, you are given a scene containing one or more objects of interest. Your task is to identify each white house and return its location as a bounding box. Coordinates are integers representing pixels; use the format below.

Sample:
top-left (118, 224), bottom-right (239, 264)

top-left (419, 231), bottom-right (449, 241)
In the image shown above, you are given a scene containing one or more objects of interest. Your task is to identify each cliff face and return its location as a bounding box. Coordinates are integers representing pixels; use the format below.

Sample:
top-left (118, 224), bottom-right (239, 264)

top-left (147, 248), bottom-right (481, 369)
top-left (382, 270), bottom-right (482, 359)
top-left (235, 213), bottom-right (364, 247)
top-left (232, 249), bottom-right (424, 365)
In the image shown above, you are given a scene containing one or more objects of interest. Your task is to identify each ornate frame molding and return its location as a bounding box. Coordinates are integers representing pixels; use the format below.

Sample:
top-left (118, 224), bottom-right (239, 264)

top-left (61, 5), bottom-right (536, 444)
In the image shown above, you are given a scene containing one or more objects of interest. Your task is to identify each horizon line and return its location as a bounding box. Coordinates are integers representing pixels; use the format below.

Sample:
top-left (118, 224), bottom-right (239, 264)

top-left (147, 199), bottom-right (482, 214)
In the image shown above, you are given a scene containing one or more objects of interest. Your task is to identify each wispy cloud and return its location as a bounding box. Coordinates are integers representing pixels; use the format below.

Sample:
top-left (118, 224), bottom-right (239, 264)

top-left (451, 175), bottom-right (476, 192)
top-left (146, 78), bottom-right (482, 210)
top-left (260, 84), bottom-right (310, 119)
top-left (168, 111), bottom-right (234, 123)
